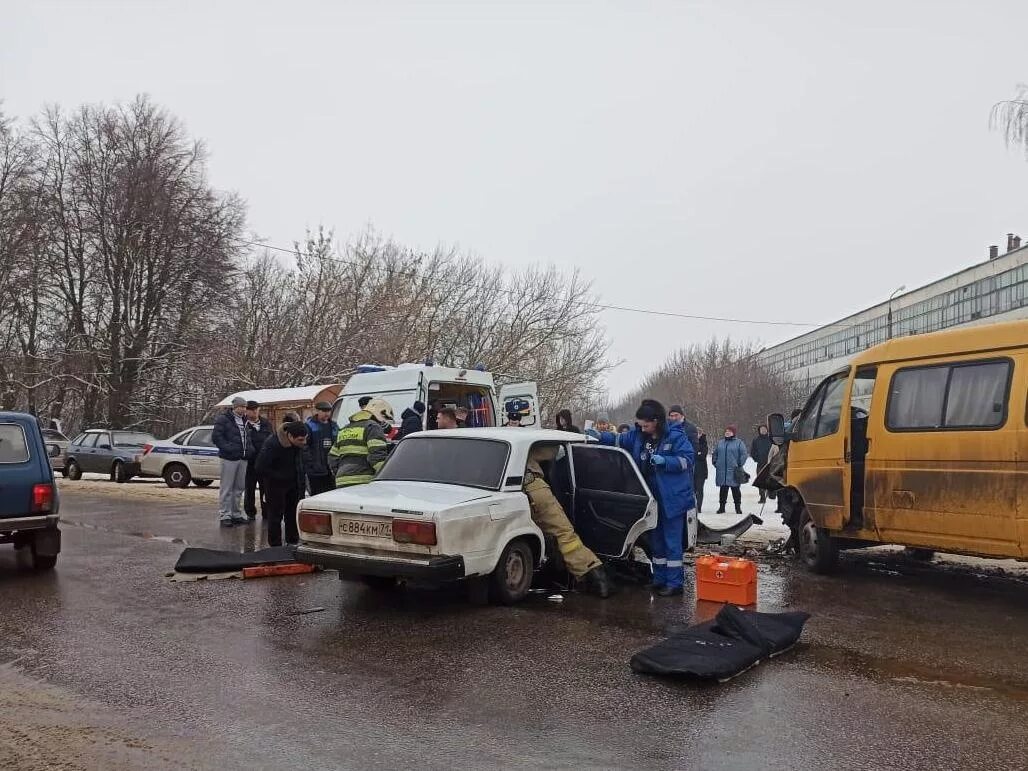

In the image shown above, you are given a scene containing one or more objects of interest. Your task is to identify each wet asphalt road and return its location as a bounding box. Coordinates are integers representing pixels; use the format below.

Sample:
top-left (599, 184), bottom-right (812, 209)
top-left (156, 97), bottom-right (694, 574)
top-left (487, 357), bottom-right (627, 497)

top-left (1, 482), bottom-right (1027, 770)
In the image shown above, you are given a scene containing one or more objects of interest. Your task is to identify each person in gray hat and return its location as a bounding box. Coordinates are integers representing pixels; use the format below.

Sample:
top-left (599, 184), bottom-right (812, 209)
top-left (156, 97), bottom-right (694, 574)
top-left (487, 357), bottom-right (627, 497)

top-left (304, 401), bottom-right (340, 495)
top-left (212, 396), bottom-right (252, 526)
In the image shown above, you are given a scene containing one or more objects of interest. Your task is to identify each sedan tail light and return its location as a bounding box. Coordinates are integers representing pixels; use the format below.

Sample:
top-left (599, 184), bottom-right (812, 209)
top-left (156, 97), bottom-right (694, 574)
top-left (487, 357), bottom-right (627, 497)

top-left (31, 483), bottom-right (53, 513)
top-left (299, 511), bottom-right (332, 535)
top-left (142, 443), bottom-right (154, 456)
top-left (392, 519), bottom-right (437, 546)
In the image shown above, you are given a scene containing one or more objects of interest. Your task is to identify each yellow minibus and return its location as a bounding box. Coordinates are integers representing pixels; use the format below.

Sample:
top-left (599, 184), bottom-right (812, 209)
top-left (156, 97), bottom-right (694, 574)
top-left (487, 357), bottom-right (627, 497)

top-left (766, 319), bottom-right (1027, 572)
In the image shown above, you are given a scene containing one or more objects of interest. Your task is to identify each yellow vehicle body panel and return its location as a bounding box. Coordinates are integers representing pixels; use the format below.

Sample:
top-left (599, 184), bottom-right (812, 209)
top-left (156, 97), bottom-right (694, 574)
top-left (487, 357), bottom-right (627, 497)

top-left (786, 319), bottom-right (1028, 560)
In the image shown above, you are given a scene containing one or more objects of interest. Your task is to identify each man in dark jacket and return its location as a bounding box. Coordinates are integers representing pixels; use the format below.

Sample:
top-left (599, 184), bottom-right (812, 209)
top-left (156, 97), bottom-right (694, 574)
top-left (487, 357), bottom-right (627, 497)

top-left (244, 401), bottom-right (273, 520)
top-left (212, 397), bottom-right (252, 526)
top-left (668, 405), bottom-right (700, 450)
top-left (304, 402), bottom-right (340, 495)
top-left (256, 421), bottom-right (309, 547)
top-left (693, 429), bottom-right (709, 514)
top-left (398, 401), bottom-right (425, 439)
top-left (750, 425), bottom-right (773, 504)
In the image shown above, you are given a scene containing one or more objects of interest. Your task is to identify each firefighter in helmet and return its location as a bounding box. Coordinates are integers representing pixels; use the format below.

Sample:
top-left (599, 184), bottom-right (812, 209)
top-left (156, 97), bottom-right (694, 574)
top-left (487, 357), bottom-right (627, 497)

top-left (329, 398), bottom-right (394, 487)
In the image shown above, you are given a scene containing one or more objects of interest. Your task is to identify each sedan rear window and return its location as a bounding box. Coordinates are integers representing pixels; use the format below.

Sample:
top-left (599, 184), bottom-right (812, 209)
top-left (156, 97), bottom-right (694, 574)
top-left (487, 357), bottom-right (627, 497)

top-left (0, 424), bottom-right (30, 464)
top-left (112, 432), bottom-right (155, 447)
top-left (378, 437), bottom-right (509, 490)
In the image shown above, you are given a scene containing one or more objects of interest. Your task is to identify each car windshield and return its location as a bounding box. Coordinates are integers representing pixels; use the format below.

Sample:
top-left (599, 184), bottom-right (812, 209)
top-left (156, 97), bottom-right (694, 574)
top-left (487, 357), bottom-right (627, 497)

top-left (377, 437), bottom-right (509, 490)
top-left (112, 431), bottom-right (155, 447)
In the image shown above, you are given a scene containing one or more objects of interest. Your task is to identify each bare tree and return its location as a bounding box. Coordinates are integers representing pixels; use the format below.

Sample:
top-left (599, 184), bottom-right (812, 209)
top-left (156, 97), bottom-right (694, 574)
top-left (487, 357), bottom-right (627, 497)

top-left (611, 338), bottom-right (803, 440)
top-left (991, 84), bottom-right (1028, 158)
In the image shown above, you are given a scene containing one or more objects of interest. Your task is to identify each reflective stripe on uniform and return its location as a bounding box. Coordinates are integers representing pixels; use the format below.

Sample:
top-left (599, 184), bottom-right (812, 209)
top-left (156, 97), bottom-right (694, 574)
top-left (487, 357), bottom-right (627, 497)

top-left (337, 474), bottom-right (374, 486)
top-left (652, 557), bottom-right (667, 565)
top-left (666, 560), bottom-right (684, 568)
top-left (557, 535), bottom-right (588, 558)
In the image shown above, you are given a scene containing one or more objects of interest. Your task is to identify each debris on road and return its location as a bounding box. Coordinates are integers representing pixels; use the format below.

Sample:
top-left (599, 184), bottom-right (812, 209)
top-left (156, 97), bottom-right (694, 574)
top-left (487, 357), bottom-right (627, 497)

top-left (288, 607), bottom-right (326, 616)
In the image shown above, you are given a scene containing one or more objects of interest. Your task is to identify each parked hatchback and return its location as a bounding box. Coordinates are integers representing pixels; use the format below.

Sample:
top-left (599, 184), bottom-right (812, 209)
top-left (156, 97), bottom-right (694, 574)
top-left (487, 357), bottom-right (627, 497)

top-left (0, 411), bottom-right (61, 570)
top-left (65, 429), bottom-right (158, 483)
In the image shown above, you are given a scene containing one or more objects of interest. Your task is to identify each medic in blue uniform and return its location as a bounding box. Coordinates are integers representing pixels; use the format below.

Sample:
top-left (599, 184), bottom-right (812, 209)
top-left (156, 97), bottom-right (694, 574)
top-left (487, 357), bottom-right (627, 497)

top-left (592, 399), bottom-right (696, 597)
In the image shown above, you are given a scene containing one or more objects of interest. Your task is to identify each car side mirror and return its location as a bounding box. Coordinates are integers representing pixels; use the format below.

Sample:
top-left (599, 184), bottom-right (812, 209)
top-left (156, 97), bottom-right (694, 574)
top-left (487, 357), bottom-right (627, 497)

top-left (767, 413), bottom-right (786, 446)
top-left (47, 444), bottom-right (61, 457)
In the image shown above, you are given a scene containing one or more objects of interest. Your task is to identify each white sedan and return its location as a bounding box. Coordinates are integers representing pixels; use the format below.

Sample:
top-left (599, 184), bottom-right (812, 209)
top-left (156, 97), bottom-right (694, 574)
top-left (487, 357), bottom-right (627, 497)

top-left (295, 428), bottom-right (658, 604)
top-left (140, 425), bottom-right (220, 488)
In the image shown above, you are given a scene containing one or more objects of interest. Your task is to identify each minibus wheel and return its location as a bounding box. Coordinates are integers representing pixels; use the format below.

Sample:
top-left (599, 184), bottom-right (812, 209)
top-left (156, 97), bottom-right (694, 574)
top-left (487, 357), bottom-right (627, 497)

top-left (799, 509), bottom-right (838, 574)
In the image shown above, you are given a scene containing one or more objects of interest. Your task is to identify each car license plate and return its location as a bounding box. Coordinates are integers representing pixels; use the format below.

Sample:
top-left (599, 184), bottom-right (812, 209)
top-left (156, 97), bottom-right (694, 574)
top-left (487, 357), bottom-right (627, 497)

top-left (335, 517), bottom-right (392, 539)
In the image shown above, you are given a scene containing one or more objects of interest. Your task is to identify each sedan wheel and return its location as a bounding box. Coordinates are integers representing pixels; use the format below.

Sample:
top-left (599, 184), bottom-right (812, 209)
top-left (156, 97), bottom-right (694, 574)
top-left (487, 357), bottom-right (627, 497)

top-left (489, 539), bottom-right (534, 605)
top-left (66, 460), bottom-right (82, 481)
top-left (164, 464), bottom-right (192, 489)
top-left (112, 460), bottom-right (129, 483)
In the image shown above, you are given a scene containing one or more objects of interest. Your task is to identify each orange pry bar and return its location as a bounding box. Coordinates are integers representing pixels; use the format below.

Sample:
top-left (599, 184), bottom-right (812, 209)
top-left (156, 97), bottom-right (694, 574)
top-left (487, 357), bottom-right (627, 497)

top-left (242, 563), bottom-right (316, 579)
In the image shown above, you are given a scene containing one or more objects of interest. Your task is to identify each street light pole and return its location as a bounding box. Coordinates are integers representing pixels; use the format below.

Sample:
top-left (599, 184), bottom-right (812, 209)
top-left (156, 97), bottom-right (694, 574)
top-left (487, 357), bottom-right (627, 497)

top-left (887, 285), bottom-right (906, 340)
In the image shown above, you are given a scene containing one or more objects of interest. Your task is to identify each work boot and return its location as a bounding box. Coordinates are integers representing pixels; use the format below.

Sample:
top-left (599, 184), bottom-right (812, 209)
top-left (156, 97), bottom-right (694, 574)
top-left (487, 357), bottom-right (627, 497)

top-left (716, 508), bottom-right (726, 514)
top-left (580, 565), bottom-right (615, 599)
top-left (654, 585), bottom-right (684, 598)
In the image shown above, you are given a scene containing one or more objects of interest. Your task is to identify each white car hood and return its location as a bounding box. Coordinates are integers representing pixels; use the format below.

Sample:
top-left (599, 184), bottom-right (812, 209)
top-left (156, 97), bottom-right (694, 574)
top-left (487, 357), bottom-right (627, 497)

top-left (302, 480), bottom-right (499, 514)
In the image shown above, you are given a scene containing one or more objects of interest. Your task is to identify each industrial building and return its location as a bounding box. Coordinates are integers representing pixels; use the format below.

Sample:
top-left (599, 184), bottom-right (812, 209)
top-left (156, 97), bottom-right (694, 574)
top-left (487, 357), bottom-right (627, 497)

top-left (758, 233), bottom-right (1028, 388)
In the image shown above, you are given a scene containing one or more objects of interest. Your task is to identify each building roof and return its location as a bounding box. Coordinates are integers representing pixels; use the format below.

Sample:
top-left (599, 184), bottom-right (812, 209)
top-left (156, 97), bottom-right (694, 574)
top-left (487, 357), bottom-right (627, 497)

top-left (215, 385), bottom-right (340, 408)
top-left (852, 318), bottom-right (1028, 366)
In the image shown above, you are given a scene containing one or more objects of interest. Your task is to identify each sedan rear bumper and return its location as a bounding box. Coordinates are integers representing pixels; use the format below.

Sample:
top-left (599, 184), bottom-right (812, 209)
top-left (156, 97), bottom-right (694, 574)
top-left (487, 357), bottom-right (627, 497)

top-left (295, 544), bottom-right (465, 581)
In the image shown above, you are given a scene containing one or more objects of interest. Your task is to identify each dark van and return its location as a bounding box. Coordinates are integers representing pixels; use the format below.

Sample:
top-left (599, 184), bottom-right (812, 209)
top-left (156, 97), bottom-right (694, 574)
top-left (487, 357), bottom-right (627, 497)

top-left (0, 412), bottom-right (61, 570)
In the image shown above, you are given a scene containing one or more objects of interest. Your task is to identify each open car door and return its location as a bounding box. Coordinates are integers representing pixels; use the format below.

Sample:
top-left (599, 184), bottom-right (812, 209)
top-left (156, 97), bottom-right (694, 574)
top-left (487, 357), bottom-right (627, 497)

top-left (498, 382), bottom-right (538, 427)
top-left (570, 445), bottom-right (657, 558)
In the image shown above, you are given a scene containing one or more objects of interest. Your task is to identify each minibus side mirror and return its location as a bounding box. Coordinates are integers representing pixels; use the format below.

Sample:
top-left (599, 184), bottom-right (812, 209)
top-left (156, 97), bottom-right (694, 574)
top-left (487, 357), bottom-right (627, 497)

top-left (767, 413), bottom-right (786, 445)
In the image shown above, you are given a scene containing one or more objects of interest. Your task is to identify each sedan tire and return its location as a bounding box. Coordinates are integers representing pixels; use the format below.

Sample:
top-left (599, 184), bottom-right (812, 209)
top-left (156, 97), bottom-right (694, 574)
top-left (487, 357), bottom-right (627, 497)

top-left (66, 460), bottom-right (82, 481)
top-left (489, 539), bottom-right (534, 605)
top-left (163, 464), bottom-right (192, 489)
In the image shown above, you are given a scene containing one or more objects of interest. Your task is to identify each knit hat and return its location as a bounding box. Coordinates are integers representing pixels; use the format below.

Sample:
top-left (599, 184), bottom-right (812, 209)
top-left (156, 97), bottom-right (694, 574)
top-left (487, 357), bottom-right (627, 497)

top-left (635, 399), bottom-right (666, 423)
top-left (230, 397), bottom-right (246, 408)
top-left (246, 400), bottom-right (260, 410)
top-left (315, 401), bottom-right (333, 411)
top-left (726, 424), bottom-right (738, 435)
top-left (668, 404), bottom-right (684, 416)
top-left (413, 401), bottom-right (426, 414)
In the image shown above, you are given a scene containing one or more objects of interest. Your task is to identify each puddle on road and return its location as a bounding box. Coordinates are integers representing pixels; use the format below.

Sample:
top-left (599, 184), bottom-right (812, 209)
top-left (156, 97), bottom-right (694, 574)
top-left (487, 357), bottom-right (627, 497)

top-left (59, 518), bottom-right (188, 545)
top-left (806, 644), bottom-right (1028, 702)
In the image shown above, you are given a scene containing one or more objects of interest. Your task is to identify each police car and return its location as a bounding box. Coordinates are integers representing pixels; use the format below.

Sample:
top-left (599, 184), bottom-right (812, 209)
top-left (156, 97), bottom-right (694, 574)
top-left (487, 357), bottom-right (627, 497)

top-left (139, 425), bottom-right (220, 488)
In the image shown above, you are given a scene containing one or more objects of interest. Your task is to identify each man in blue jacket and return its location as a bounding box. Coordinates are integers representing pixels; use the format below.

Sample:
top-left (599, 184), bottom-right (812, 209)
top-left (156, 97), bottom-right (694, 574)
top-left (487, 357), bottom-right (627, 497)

top-left (212, 397), bottom-right (252, 526)
top-left (592, 399), bottom-right (696, 597)
top-left (305, 402), bottom-right (339, 495)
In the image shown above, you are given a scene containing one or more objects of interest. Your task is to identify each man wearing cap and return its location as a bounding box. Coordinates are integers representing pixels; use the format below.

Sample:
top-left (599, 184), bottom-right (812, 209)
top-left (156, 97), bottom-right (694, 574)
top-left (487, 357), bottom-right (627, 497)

top-left (305, 402), bottom-right (340, 495)
top-left (243, 401), bottom-right (273, 520)
top-left (212, 397), bottom-right (253, 526)
top-left (668, 405), bottom-right (699, 449)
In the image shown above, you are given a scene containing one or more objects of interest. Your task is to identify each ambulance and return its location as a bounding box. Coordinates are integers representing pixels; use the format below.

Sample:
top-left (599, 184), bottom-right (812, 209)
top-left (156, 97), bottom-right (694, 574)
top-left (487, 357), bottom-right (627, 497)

top-left (332, 364), bottom-right (539, 431)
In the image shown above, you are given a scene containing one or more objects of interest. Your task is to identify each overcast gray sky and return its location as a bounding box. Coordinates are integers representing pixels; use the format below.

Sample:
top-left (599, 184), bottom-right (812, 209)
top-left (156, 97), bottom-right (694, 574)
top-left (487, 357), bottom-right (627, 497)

top-left (4, 1), bottom-right (1026, 397)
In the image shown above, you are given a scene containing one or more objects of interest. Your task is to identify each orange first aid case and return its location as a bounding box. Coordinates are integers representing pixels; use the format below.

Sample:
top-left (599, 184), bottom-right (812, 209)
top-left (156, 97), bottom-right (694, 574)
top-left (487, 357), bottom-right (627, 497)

top-left (696, 555), bottom-right (758, 605)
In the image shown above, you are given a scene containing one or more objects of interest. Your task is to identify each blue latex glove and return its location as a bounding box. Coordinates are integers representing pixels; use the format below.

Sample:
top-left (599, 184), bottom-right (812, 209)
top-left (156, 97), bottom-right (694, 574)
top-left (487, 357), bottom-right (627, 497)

top-left (650, 454), bottom-right (666, 466)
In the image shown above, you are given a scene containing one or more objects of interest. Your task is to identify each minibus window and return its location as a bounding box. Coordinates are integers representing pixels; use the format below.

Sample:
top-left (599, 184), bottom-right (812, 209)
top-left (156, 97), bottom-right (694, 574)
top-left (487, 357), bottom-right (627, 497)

top-left (814, 376), bottom-right (847, 438)
top-left (887, 359), bottom-right (1012, 431)
top-left (943, 361), bottom-right (1010, 428)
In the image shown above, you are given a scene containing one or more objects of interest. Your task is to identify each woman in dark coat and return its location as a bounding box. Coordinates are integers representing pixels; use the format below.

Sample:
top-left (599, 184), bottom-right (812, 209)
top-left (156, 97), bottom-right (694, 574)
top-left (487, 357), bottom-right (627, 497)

top-left (749, 425), bottom-right (773, 503)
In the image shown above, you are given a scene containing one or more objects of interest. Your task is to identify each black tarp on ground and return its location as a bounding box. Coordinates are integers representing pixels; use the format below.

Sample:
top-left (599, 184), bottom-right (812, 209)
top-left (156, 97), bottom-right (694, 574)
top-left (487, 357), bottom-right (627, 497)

top-left (173, 546), bottom-right (297, 573)
top-left (630, 604), bottom-right (810, 682)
